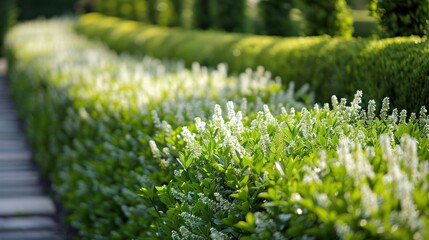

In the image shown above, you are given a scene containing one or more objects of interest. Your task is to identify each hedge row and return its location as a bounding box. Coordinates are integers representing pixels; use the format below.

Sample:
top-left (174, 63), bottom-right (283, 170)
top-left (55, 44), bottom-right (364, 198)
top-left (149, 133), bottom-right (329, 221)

top-left (5, 18), bottom-right (306, 239)
top-left (6, 18), bottom-right (429, 239)
top-left (0, 0), bottom-right (17, 55)
top-left (76, 13), bottom-right (429, 113)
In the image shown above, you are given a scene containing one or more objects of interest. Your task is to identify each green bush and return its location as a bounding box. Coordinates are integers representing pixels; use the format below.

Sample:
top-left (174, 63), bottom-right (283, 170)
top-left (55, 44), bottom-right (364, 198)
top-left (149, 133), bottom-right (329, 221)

top-left (0, 0), bottom-right (17, 55)
top-left (77, 13), bottom-right (429, 113)
top-left (146, 0), bottom-right (158, 24)
top-left (258, 0), bottom-right (295, 36)
top-left (169, 0), bottom-right (182, 27)
top-left (10, 16), bottom-right (429, 239)
top-left (16, 0), bottom-right (75, 20)
top-left (369, 0), bottom-right (429, 37)
top-left (211, 0), bottom-right (246, 32)
top-left (297, 0), bottom-right (354, 37)
top-left (6, 19), bottom-right (429, 239)
top-left (192, 0), bottom-right (212, 30)
top-left (5, 18), bottom-right (307, 238)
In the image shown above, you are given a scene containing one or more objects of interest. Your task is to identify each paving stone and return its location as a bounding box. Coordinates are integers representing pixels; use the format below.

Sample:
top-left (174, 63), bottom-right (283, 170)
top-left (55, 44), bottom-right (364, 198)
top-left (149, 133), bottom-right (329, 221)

top-left (0, 127), bottom-right (21, 134)
top-left (0, 140), bottom-right (27, 151)
top-left (0, 175), bottom-right (38, 187)
top-left (0, 171), bottom-right (40, 187)
top-left (0, 59), bottom-right (63, 238)
top-left (0, 152), bottom-right (32, 161)
top-left (0, 164), bottom-right (33, 172)
top-left (0, 159), bottom-right (33, 168)
top-left (0, 170), bottom-right (39, 179)
top-left (0, 186), bottom-right (44, 197)
top-left (0, 197), bottom-right (56, 216)
top-left (0, 134), bottom-right (27, 142)
top-left (0, 216), bottom-right (56, 231)
top-left (0, 120), bottom-right (19, 126)
top-left (0, 230), bottom-right (58, 240)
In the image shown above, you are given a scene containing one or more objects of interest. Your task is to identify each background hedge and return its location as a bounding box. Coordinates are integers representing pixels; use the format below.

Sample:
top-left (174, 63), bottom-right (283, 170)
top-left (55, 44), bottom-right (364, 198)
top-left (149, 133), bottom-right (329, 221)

top-left (17, 0), bottom-right (76, 20)
top-left (0, 0), bottom-right (17, 55)
top-left (77, 13), bottom-right (429, 113)
top-left (369, 0), bottom-right (429, 37)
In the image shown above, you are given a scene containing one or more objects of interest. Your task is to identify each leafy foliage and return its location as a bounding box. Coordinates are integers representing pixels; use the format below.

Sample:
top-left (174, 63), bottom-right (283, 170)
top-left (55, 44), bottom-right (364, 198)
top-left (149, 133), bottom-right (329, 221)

top-left (144, 92), bottom-right (429, 239)
top-left (211, 0), bottom-right (246, 32)
top-left (258, 0), bottom-right (295, 36)
top-left (5, 19), bottom-right (306, 239)
top-left (192, 0), bottom-right (212, 30)
top-left (0, 0), bottom-right (16, 55)
top-left (77, 13), bottom-right (429, 113)
top-left (6, 18), bottom-right (429, 239)
top-left (169, 0), bottom-right (182, 27)
top-left (369, 0), bottom-right (429, 37)
top-left (297, 0), bottom-right (354, 37)
top-left (16, 0), bottom-right (76, 20)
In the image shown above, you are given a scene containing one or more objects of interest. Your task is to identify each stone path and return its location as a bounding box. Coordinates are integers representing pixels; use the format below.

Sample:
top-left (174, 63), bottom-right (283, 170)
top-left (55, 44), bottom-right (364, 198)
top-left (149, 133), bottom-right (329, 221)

top-left (0, 59), bottom-right (65, 239)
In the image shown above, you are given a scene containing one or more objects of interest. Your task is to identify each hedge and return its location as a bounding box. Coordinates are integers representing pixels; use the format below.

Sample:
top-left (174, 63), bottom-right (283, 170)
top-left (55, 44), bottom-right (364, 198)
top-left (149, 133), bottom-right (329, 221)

top-left (6, 18), bottom-right (429, 239)
top-left (16, 0), bottom-right (75, 20)
top-left (5, 18), bottom-right (306, 239)
top-left (76, 13), bottom-right (429, 114)
top-left (0, 0), bottom-right (17, 55)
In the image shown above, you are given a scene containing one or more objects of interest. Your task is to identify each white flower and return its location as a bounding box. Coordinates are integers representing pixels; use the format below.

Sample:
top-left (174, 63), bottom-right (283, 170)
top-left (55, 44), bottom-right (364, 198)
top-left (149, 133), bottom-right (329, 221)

top-left (226, 101), bottom-right (235, 119)
top-left (360, 184), bottom-right (378, 217)
top-left (194, 117), bottom-right (206, 133)
top-left (149, 140), bottom-right (161, 159)
top-left (367, 99), bottom-right (376, 124)
top-left (181, 126), bottom-right (202, 157)
top-left (210, 227), bottom-right (229, 240)
top-left (380, 97), bottom-right (390, 120)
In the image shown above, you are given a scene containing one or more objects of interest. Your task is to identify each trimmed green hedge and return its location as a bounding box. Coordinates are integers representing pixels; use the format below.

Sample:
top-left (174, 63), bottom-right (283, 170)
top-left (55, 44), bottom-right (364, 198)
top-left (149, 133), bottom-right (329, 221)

top-left (0, 0), bottom-right (17, 55)
top-left (6, 18), bottom-right (429, 239)
top-left (5, 18), bottom-right (307, 239)
top-left (77, 13), bottom-right (429, 113)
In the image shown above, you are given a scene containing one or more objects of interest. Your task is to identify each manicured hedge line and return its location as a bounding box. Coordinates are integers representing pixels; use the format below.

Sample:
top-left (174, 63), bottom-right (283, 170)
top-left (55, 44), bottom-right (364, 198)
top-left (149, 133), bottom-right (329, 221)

top-left (76, 13), bottom-right (429, 113)
top-left (6, 18), bottom-right (429, 239)
top-left (4, 19), bottom-right (307, 239)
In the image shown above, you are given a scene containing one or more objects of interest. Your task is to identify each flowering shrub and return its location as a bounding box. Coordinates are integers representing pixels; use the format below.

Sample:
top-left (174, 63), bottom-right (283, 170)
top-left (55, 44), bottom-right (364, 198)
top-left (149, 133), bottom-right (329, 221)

top-left (145, 92), bottom-right (429, 239)
top-left (5, 19), bottom-right (307, 239)
top-left (5, 18), bottom-right (429, 239)
top-left (77, 13), bottom-right (429, 113)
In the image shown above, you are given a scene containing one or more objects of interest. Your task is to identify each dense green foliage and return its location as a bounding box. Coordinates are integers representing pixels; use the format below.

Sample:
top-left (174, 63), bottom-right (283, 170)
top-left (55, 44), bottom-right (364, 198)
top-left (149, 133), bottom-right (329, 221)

top-left (0, 0), bottom-right (17, 55)
top-left (146, 0), bottom-right (158, 24)
top-left (369, 0), bottom-right (429, 37)
top-left (16, 0), bottom-right (75, 20)
top-left (94, 0), bottom-right (174, 26)
top-left (258, 0), bottom-right (294, 36)
top-left (77, 13), bottom-right (429, 113)
top-left (169, 0), bottom-right (182, 27)
top-left (6, 19), bottom-right (429, 239)
top-left (211, 0), bottom-right (246, 32)
top-left (297, 0), bottom-right (354, 37)
top-left (192, 0), bottom-right (212, 30)
top-left (89, 0), bottom-right (377, 37)
top-left (5, 18), bottom-right (306, 239)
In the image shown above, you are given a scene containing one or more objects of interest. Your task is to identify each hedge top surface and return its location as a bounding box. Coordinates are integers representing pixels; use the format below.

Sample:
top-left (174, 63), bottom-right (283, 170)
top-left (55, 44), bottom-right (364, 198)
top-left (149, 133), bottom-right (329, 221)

top-left (77, 13), bottom-right (429, 113)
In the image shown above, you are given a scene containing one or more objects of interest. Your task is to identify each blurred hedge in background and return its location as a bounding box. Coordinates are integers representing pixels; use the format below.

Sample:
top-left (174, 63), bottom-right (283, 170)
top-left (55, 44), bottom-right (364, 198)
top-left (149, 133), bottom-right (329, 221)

top-left (212, 0), bottom-right (246, 32)
top-left (0, 0), bottom-right (17, 55)
top-left (91, 0), bottom-right (360, 37)
top-left (77, 13), bottom-right (429, 113)
top-left (297, 0), bottom-right (354, 37)
top-left (17, 0), bottom-right (75, 20)
top-left (192, 0), bottom-right (212, 30)
top-left (258, 0), bottom-right (295, 36)
top-left (369, 0), bottom-right (429, 37)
